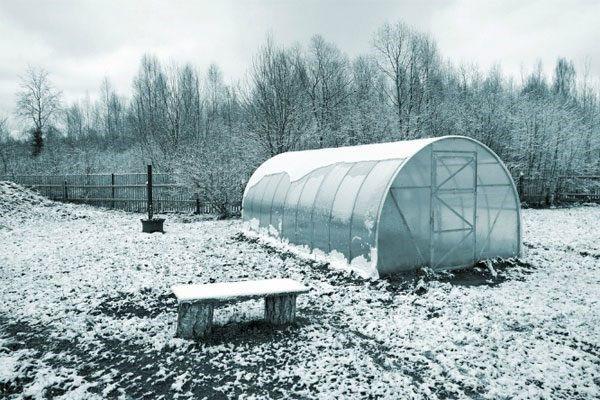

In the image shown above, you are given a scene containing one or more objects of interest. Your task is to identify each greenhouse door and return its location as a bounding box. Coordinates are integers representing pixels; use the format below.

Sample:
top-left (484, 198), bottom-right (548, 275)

top-left (430, 151), bottom-right (477, 269)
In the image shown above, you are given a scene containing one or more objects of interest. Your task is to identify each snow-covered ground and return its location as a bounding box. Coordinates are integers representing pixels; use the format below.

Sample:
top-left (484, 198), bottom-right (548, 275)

top-left (0, 181), bottom-right (599, 399)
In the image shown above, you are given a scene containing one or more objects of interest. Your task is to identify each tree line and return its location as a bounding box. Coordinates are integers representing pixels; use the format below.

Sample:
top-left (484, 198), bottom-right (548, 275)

top-left (1, 21), bottom-right (599, 208)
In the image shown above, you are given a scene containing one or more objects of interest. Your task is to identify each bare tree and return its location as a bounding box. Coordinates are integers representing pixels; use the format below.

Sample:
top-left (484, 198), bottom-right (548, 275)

top-left (373, 22), bottom-right (411, 136)
top-left (130, 55), bottom-right (170, 166)
top-left (300, 35), bottom-right (353, 146)
top-left (15, 66), bottom-right (62, 156)
top-left (175, 63), bottom-right (247, 217)
top-left (0, 117), bottom-right (12, 174)
top-left (243, 37), bottom-right (310, 156)
top-left (204, 64), bottom-right (226, 140)
top-left (100, 78), bottom-right (126, 146)
top-left (347, 56), bottom-right (390, 145)
top-left (64, 102), bottom-right (85, 140)
top-left (178, 64), bottom-right (203, 141)
top-left (552, 58), bottom-right (576, 98)
top-left (373, 22), bottom-right (439, 138)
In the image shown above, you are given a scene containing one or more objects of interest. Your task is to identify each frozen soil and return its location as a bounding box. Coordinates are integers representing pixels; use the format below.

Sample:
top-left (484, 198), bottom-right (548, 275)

top-left (0, 182), bottom-right (599, 399)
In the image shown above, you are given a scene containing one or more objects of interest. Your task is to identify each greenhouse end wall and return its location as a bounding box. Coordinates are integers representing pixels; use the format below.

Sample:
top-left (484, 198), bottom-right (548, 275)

top-left (242, 136), bottom-right (521, 277)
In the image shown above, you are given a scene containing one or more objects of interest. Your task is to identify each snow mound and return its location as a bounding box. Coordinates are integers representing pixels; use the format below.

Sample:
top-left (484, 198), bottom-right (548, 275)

top-left (0, 181), bottom-right (88, 227)
top-left (0, 181), bottom-right (52, 214)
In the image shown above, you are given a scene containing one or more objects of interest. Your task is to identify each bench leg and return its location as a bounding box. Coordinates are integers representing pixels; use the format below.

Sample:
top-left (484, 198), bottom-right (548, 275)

top-left (265, 294), bottom-right (297, 325)
top-left (176, 302), bottom-right (214, 339)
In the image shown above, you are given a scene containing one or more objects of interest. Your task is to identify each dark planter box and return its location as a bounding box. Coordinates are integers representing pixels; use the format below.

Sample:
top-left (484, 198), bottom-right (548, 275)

top-left (141, 218), bottom-right (165, 233)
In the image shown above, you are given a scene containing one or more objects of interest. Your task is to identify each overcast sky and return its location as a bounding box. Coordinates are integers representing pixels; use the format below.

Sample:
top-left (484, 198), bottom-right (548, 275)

top-left (1, 0), bottom-right (599, 130)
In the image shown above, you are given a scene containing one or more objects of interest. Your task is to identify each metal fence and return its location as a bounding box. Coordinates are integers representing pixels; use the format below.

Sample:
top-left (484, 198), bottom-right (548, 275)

top-left (0, 172), bottom-right (242, 215)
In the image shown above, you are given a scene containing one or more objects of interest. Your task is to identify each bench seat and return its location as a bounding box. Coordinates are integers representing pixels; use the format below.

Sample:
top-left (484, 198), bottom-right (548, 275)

top-left (172, 278), bottom-right (309, 303)
top-left (172, 278), bottom-right (309, 339)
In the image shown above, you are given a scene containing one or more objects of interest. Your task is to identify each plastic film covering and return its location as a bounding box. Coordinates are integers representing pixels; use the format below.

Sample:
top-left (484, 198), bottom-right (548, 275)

top-left (349, 159), bottom-right (403, 262)
top-left (243, 135), bottom-right (521, 276)
top-left (244, 159), bottom-right (406, 264)
top-left (311, 164), bottom-right (352, 252)
top-left (377, 137), bottom-right (520, 273)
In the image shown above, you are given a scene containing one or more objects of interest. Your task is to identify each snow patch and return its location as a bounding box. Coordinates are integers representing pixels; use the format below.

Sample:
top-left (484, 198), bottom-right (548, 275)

top-left (2, 183), bottom-right (599, 398)
top-left (241, 224), bottom-right (379, 279)
top-left (268, 224), bottom-right (279, 237)
top-left (0, 351), bottom-right (26, 384)
top-left (247, 217), bottom-right (260, 231)
top-left (172, 278), bottom-right (308, 302)
top-left (170, 371), bottom-right (190, 392)
top-left (364, 215), bottom-right (375, 235)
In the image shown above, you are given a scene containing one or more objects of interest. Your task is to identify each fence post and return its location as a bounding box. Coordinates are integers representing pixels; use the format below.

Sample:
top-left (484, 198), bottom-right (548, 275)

top-left (63, 180), bottom-right (68, 201)
top-left (555, 176), bottom-right (563, 204)
top-left (111, 173), bottom-right (115, 209)
top-left (517, 173), bottom-right (524, 203)
top-left (147, 165), bottom-right (153, 220)
top-left (195, 195), bottom-right (201, 214)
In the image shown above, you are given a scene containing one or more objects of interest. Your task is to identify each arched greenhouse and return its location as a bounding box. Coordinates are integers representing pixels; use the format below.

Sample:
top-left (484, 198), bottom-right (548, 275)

top-left (242, 135), bottom-right (521, 277)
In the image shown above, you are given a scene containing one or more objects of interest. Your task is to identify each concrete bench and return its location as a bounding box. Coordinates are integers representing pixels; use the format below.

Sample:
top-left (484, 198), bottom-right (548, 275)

top-left (172, 278), bottom-right (309, 339)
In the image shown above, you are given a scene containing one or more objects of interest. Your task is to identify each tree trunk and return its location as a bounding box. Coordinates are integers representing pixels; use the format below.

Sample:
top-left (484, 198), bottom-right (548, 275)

top-left (31, 127), bottom-right (43, 157)
top-left (176, 302), bottom-right (214, 339)
top-left (264, 294), bottom-right (297, 325)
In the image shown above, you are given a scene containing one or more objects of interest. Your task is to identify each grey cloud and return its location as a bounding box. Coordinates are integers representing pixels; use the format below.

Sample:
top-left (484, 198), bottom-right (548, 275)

top-left (0, 0), bottom-right (598, 128)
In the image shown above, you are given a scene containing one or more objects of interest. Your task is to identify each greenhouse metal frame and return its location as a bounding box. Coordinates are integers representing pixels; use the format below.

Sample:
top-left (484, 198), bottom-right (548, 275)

top-left (243, 136), bottom-right (521, 276)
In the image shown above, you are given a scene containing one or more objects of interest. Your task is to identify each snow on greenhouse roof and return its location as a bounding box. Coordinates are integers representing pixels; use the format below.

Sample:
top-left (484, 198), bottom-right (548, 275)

top-left (246, 136), bottom-right (442, 191)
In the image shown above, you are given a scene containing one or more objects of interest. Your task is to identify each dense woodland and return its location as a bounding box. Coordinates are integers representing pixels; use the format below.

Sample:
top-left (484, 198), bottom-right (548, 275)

top-left (1, 22), bottom-right (599, 208)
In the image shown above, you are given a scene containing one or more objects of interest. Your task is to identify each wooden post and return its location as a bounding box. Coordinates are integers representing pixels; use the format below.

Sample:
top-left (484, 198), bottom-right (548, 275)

top-left (63, 180), bottom-right (68, 201)
top-left (195, 195), bottom-right (201, 215)
top-left (176, 302), bottom-right (214, 339)
top-left (147, 165), bottom-right (153, 220)
top-left (518, 173), bottom-right (525, 203)
top-left (111, 173), bottom-right (115, 209)
top-left (265, 294), bottom-right (297, 325)
top-left (554, 176), bottom-right (563, 204)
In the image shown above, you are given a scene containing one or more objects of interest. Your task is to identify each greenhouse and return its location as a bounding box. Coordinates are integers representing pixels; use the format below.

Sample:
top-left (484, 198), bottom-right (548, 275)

top-left (242, 135), bottom-right (521, 277)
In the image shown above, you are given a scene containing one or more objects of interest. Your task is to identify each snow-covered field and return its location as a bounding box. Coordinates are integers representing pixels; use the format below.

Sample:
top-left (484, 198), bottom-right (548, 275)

top-left (1, 181), bottom-right (599, 399)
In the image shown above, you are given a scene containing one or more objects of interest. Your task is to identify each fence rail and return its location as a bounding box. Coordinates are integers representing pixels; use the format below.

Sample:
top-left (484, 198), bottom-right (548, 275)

top-left (517, 175), bottom-right (600, 205)
top-left (0, 173), bottom-right (241, 215)
top-left (2, 173), bottom-right (599, 213)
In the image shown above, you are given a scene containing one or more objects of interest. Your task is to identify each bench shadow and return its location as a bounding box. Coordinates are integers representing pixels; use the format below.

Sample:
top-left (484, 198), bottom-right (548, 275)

top-left (198, 316), bottom-right (311, 345)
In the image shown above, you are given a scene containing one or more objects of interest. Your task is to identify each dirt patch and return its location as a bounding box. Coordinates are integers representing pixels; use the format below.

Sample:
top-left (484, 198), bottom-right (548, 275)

top-left (93, 289), bottom-right (177, 319)
top-left (0, 315), bottom-right (271, 399)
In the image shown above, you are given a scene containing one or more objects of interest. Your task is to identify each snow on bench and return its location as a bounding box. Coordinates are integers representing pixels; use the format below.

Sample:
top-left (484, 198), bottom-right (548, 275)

top-left (172, 278), bottom-right (309, 339)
